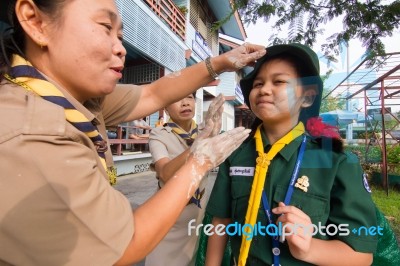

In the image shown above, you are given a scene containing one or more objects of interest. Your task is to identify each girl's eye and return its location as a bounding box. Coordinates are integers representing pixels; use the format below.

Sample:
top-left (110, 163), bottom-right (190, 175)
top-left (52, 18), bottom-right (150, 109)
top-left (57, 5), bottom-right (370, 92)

top-left (275, 80), bottom-right (287, 84)
top-left (252, 82), bottom-right (263, 88)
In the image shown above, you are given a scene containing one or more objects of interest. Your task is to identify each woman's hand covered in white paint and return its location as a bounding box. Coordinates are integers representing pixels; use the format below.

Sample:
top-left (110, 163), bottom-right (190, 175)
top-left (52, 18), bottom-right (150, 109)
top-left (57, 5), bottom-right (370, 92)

top-left (221, 42), bottom-right (266, 71)
top-left (198, 93), bottom-right (225, 137)
top-left (190, 127), bottom-right (251, 170)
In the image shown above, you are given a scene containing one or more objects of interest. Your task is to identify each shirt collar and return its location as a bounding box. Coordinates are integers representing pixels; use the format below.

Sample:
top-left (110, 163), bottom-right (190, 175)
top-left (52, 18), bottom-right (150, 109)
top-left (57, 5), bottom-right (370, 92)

top-left (259, 127), bottom-right (304, 162)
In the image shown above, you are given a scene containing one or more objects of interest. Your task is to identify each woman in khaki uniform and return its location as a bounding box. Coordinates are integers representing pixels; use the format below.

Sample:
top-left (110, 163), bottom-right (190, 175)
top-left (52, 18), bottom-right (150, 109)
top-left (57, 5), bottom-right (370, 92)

top-left (0, 1), bottom-right (266, 265)
top-left (147, 93), bottom-right (224, 265)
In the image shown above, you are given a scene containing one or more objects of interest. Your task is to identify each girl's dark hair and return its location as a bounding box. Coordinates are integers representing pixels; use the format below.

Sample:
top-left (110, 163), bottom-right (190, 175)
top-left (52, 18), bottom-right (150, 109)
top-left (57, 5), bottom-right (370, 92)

top-left (0, 0), bottom-right (66, 80)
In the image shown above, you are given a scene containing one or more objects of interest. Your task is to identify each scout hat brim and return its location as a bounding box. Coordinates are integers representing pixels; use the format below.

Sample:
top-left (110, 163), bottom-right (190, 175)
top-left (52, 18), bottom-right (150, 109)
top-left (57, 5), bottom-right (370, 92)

top-left (0, 1), bottom-right (11, 26)
top-left (240, 43), bottom-right (323, 124)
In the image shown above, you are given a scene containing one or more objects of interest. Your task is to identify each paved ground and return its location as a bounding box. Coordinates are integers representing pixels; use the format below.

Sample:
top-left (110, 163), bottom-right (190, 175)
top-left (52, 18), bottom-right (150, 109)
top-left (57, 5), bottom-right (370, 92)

top-left (114, 171), bottom-right (159, 210)
top-left (114, 171), bottom-right (157, 266)
top-left (113, 170), bottom-right (217, 266)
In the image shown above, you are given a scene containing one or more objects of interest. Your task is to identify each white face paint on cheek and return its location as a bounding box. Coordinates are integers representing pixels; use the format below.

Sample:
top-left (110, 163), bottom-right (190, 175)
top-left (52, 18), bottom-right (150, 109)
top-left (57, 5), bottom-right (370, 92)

top-left (285, 82), bottom-right (304, 123)
top-left (286, 84), bottom-right (296, 108)
top-left (166, 71), bottom-right (182, 78)
top-left (285, 79), bottom-right (302, 106)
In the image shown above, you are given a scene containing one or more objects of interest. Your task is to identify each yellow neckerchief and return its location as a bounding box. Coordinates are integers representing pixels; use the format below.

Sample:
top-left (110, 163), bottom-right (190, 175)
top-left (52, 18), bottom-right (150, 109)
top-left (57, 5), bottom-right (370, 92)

top-left (166, 118), bottom-right (198, 146)
top-left (238, 122), bottom-right (305, 266)
top-left (4, 54), bottom-right (117, 185)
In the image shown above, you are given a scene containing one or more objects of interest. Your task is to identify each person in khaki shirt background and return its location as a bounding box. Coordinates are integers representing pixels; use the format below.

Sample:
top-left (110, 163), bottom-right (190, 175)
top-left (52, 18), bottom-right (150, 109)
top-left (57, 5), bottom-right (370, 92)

top-left (146, 92), bottom-right (223, 266)
top-left (0, 0), bottom-right (266, 265)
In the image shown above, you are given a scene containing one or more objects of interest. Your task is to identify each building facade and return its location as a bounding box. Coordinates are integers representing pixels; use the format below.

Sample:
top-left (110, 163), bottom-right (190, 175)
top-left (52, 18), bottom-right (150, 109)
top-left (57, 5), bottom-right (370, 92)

top-left (116, 0), bottom-right (251, 130)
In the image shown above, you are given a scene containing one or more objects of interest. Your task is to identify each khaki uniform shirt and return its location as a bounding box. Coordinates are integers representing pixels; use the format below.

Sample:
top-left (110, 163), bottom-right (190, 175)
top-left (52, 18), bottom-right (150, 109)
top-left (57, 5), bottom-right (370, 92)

top-left (147, 126), bottom-right (207, 266)
top-left (0, 80), bottom-right (140, 265)
top-left (207, 131), bottom-right (378, 266)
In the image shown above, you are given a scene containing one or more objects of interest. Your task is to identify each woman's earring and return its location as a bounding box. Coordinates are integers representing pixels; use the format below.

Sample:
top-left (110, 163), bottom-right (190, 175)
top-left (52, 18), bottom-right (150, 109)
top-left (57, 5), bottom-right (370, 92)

top-left (38, 41), bottom-right (47, 49)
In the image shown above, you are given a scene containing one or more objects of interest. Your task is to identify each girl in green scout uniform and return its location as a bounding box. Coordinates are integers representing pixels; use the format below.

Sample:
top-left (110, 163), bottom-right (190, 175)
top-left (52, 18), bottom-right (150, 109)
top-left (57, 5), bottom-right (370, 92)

top-left (205, 43), bottom-right (378, 265)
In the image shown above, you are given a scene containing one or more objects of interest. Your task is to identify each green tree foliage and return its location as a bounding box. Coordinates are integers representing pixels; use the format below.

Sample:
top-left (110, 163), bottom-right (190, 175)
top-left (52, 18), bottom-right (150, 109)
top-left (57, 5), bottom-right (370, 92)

top-left (219, 0), bottom-right (400, 66)
top-left (320, 90), bottom-right (346, 113)
top-left (319, 71), bottom-right (346, 112)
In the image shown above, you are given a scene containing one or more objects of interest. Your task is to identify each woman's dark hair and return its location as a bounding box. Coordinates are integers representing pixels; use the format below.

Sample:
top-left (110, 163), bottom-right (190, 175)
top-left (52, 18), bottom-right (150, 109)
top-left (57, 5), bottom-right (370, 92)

top-left (0, 0), bottom-right (66, 80)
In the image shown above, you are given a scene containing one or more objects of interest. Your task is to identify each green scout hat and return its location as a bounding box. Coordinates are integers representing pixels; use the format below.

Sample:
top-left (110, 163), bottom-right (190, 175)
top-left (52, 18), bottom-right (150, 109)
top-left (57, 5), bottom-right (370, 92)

top-left (240, 43), bottom-right (323, 124)
top-left (0, 1), bottom-right (12, 26)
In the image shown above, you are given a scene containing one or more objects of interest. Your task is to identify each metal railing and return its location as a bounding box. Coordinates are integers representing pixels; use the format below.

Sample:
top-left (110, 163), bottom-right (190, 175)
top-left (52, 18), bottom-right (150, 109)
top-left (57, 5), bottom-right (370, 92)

top-left (144, 0), bottom-right (186, 41)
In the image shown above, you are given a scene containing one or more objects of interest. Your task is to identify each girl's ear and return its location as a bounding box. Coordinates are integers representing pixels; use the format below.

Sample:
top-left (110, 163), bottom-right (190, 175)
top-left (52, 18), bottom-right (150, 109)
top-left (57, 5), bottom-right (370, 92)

top-left (302, 89), bottom-right (317, 107)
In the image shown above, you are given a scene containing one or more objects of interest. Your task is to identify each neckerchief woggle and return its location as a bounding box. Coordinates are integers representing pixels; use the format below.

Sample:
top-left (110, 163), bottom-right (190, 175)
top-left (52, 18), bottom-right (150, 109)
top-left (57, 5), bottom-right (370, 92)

top-left (238, 122), bottom-right (306, 266)
top-left (4, 55), bottom-right (117, 185)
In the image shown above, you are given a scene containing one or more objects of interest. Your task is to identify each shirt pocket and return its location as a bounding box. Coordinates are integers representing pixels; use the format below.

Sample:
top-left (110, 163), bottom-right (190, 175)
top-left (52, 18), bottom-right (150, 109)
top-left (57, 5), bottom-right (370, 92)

top-left (231, 177), bottom-right (253, 223)
top-left (273, 185), bottom-right (328, 224)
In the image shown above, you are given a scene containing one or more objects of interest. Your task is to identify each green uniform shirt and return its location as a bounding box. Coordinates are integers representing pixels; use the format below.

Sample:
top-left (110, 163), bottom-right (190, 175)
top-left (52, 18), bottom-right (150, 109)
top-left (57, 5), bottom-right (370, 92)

top-left (207, 131), bottom-right (378, 266)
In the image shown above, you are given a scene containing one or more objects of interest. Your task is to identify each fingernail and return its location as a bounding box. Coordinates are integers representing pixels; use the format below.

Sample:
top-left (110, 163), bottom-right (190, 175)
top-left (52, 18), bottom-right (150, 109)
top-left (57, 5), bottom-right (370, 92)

top-left (244, 129), bottom-right (251, 134)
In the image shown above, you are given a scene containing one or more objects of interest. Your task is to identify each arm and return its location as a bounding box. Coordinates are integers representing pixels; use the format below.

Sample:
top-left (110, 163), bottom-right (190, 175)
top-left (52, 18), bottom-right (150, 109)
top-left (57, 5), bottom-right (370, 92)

top-left (304, 239), bottom-right (372, 266)
top-left (115, 126), bottom-right (251, 265)
top-left (140, 120), bottom-right (152, 130)
top-left (155, 150), bottom-right (190, 183)
top-left (132, 120), bottom-right (151, 130)
top-left (205, 217), bottom-right (231, 266)
top-left (115, 155), bottom-right (209, 265)
top-left (135, 125), bottom-right (151, 130)
top-left (123, 43), bottom-right (266, 121)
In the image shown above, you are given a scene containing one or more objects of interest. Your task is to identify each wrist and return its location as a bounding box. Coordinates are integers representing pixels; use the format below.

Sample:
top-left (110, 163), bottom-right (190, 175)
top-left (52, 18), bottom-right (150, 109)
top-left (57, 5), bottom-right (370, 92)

top-left (205, 56), bottom-right (219, 80)
top-left (186, 153), bottom-right (209, 176)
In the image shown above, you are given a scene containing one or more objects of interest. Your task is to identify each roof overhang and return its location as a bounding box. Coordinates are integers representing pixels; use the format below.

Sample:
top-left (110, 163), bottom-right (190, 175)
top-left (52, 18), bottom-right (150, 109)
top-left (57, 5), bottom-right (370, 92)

top-left (207, 0), bottom-right (246, 40)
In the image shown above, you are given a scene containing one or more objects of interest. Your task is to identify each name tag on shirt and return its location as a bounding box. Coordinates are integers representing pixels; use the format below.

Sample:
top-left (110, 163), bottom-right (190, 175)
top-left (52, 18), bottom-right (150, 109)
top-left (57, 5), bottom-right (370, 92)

top-left (229, 167), bottom-right (254, 177)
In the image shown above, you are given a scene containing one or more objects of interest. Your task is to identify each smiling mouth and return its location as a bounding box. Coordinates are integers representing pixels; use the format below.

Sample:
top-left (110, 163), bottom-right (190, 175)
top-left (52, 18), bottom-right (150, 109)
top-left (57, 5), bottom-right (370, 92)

top-left (257, 101), bottom-right (273, 105)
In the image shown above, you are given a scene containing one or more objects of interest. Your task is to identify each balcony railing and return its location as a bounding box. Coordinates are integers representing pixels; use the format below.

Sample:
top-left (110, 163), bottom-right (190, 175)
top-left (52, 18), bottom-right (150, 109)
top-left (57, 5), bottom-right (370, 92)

top-left (144, 0), bottom-right (186, 41)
